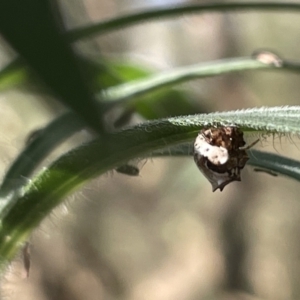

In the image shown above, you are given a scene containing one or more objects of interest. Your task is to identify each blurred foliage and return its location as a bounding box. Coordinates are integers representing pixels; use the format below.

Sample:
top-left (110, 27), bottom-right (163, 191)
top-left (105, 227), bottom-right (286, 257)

top-left (0, 1), bottom-right (300, 300)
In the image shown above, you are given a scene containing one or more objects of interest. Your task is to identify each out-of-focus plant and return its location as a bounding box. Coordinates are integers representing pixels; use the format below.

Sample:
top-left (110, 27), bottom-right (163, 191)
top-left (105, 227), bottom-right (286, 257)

top-left (0, 1), bottom-right (299, 270)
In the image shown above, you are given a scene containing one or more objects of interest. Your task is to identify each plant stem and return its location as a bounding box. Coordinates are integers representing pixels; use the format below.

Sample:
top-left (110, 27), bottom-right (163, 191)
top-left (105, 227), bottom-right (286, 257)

top-left (68, 2), bottom-right (300, 41)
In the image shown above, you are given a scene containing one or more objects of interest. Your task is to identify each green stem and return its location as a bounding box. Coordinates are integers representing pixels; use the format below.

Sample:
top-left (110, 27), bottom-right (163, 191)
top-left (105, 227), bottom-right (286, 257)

top-left (68, 2), bottom-right (300, 41)
top-left (103, 57), bottom-right (296, 105)
top-left (153, 145), bottom-right (300, 181)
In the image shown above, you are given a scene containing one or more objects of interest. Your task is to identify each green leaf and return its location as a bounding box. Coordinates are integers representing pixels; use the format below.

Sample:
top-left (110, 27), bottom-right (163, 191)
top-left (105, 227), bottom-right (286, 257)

top-left (0, 106), bottom-right (300, 263)
top-left (0, 0), bottom-right (104, 132)
top-left (102, 58), bottom-right (272, 105)
top-left (0, 58), bottom-right (30, 91)
top-left (101, 57), bottom-right (300, 119)
top-left (2, 2), bottom-right (300, 96)
top-left (1, 57), bottom-right (297, 200)
top-left (248, 150), bottom-right (300, 180)
top-left (104, 60), bottom-right (202, 119)
top-left (0, 113), bottom-right (86, 198)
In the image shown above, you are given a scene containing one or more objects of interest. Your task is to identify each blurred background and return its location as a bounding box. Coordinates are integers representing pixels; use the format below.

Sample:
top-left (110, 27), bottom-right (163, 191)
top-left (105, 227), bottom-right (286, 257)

top-left (1, 0), bottom-right (300, 299)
